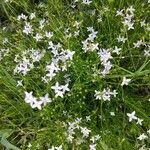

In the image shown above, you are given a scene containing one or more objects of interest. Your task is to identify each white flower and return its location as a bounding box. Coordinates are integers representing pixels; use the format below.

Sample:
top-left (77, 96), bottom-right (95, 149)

top-left (121, 77), bottom-right (131, 86)
top-left (127, 6), bottom-right (135, 14)
top-left (127, 22), bottom-right (134, 30)
top-left (136, 118), bottom-right (143, 125)
top-left (73, 21), bottom-right (82, 28)
top-left (74, 30), bottom-right (80, 36)
top-left (45, 31), bottom-right (53, 39)
top-left (34, 33), bottom-right (43, 42)
top-left (55, 145), bottom-right (62, 150)
top-left (80, 127), bottom-right (91, 138)
top-left (90, 135), bottom-right (101, 143)
top-left (75, 117), bottom-right (82, 124)
top-left (23, 22), bottom-right (33, 35)
top-left (117, 35), bottom-right (127, 43)
top-left (111, 90), bottom-right (118, 97)
top-left (76, 138), bottom-right (84, 145)
top-left (51, 82), bottom-right (70, 98)
top-left (31, 100), bottom-right (43, 110)
top-left (127, 111), bottom-right (137, 122)
top-left (102, 89), bottom-right (112, 101)
top-left (51, 82), bottom-right (62, 92)
top-left (61, 83), bottom-right (70, 93)
top-left (137, 133), bottom-right (148, 140)
top-left (95, 88), bottom-right (117, 101)
top-left (24, 91), bottom-right (36, 104)
top-left (89, 144), bottom-right (97, 150)
top-left (113, 46), bottom-right (122, 55)
top-left (88, 31), bottom-right (98, 41)
top-left (46, 62), bottom-right (60, 81)
top-left (133, 40), bottom-right (143, 48)
top-left (94, 90), bottom-right (101, 100)
top-left (90, 43), bottom-right (99, 51)
top-left (28, 143), bottom-right (32, 148)
top-left (87, 27), bottom-right (94, 32)
top-left (110, 112), bottom-right (115, 116)
top-left (16, 80), bottom-right (23, 87)
top-left (144, 49), bottom-right (150, 57)
top-left (24, 91), bottom-right (52, 109)
top-left (30, 12), bottom-right (36, 19)
top-left (140, 20), bottom-right (146, 27)
top-left (86, 116), bottom-right (91, 121)
top-left (39, 19), bottom-right (45, 29)
top-left (39, 94), bottom-right (52, 106)
top-left (67, 134), bottom-right (74, 143)
top-left (101, 61), bottom-right (113, 76)
top-left (138, 145), bottom-right (146, 150)
top-left (98, 49), bottom-right (112, 63)
top-left (17, 13), bottom-right (27, 20)
top-left (116, 9), bottom-right (124, 16)
top-left (65, 50), bottom-right (75, 60)
top-left (82, 0), bottom-right (92, 5)
top-left (95, 135), bottom-right (101, 140)
top-left (3, 38), bottom-right (8, 44)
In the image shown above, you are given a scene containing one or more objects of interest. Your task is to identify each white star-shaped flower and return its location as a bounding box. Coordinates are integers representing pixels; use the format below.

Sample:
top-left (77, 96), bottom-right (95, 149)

top-left (147, 129), bottom-right (150, 134)
top-left (34, 33), bottom-right (43, 42)
top-left (86, 116), bottom-right (91, 121)
top-left (110, 112), bottom-right (115, 116)
top-left (89, 144), bottom-right (97, 150)
top-left (24, 91), bottom-right (35, 104)
top-left (31, 100), bottom-right (43, 110)
top-left (61, 83), bottom-right (70, 93)
top-left (16, 80), bottom-right (23, 87)
top-left (39, 94), bottom-right (52, 106)
top-left (113, 46), bottom-right (122, 55)
top-left (127, 111), bottom-right (137, 122)
top-left (51, 82), bottom-right (62, 93)
top-left (94, 90), bottom-right (101, 100)
top-left (136, 118), bottom-right (143, 125)
top-left (55, 145), bottom-right (62, 150)
top-left (80, 127), bottom-right (91, 138)
top-left (45, 31), bottom-right (53, 39)
top-left (116, 9), bottom-right (124, 16)
top-left (137, 133), bottom-right (148, 140)
top-left (121, 77), bottom-right (131, 86)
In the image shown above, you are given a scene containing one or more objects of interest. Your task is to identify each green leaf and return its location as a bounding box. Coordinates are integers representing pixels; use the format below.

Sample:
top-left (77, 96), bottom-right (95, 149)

top-left (1, 137), bottom-right (20, 150)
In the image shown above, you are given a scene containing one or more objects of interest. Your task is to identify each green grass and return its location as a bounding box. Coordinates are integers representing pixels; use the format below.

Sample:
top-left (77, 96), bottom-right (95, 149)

top-left (0, 0), bottom-right (150, 150)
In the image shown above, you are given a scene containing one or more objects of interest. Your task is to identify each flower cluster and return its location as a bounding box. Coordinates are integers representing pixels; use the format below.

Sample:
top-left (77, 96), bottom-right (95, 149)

top-left (94, 88), bottom-right (117, 101)
top-left (82, 27), bottom-right (98, 52)
top-left (116, 6), bottom-right (135, 31)
top-left (98, 48), bottom-right (113, 76)
top-left (14, 49), bottom-right (45, 76)
top-left (1, 0), bottom-right (149, 149)
top-left (66, 118), bottom-right (100, 150)
top-left (42, 41), bottom-right (75, 83)
top-left (24, 92), bottom-right (52, 110)
top-left (127, 111), bottom-right (144, 126)
top-left (51, 82), bottom-right (70, 98)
